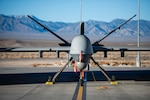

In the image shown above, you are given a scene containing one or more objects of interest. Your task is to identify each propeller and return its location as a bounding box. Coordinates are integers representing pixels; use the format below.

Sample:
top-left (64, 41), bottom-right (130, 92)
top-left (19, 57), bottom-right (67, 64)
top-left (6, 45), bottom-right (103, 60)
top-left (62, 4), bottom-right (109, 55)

top-left (92, 15), bottom-right (136, 46)
top-left (27, 15), bottom-right (70, 46)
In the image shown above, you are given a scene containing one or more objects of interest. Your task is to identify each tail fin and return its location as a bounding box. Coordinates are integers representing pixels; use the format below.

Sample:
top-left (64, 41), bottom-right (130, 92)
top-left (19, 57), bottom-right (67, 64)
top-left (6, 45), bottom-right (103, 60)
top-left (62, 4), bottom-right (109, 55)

top-left (28, 15), bottom-right (70, 46)
top-left (92, 14), bottom-right (136, 45)
top-left (80, 22), bottom-right (84, 35)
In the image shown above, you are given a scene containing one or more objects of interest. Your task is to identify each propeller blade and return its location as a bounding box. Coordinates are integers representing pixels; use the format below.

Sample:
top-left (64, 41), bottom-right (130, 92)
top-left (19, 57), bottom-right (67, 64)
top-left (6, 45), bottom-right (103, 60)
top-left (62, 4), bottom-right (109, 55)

top-left (80, 22), bottom-right (84, 35)
top-left (27, 15), bottom-right (70, 46)
top-left (92, 14), bottom-right (136, 45)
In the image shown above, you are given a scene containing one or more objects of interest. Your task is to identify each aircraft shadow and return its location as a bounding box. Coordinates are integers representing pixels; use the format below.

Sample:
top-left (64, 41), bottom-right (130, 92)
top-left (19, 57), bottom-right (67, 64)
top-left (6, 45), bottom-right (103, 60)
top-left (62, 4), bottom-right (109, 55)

top-left (0, 70), bottom-right (150, 85)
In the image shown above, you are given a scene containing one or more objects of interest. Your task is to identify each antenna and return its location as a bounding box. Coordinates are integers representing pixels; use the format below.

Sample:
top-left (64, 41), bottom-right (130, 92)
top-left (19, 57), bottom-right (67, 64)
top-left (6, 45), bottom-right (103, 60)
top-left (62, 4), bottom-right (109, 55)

top-left (80, 0), bottom-right (82, 24)
top-left (80, 0), bottom-right (84, 35)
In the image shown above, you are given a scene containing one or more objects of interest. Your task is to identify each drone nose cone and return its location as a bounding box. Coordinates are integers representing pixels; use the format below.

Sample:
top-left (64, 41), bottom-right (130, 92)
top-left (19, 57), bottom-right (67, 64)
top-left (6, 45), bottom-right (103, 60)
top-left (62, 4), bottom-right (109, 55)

top-left (70, 35), bottom-right (93, 55)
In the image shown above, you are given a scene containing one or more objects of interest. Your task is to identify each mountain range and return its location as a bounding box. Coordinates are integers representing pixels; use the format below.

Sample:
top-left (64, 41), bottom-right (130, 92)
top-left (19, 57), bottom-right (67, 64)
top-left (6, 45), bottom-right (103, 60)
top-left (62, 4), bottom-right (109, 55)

top-left (0, 14), bottom-right (150, 43)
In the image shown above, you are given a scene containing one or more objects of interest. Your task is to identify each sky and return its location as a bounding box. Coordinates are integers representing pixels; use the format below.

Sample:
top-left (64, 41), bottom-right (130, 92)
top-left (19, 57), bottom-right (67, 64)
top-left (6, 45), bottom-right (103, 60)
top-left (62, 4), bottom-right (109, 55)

top-left (0, 0), bottom-right (150, 22)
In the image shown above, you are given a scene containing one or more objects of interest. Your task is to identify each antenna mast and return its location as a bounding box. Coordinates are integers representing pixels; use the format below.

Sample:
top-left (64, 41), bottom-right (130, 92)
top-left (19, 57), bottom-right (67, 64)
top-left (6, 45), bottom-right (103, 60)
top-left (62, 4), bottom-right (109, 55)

top-left (80, 0), bottom-right (82, 24)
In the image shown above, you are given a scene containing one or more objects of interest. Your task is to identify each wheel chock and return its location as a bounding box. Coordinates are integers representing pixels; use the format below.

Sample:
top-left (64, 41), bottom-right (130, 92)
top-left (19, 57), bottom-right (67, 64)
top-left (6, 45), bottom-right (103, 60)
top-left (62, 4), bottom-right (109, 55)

top-left (110, 81), bottom-right (119, 85)
top-left (45, 81), bottom-right (53, 85)
top-left (45, 76), bottom-right (53, 85)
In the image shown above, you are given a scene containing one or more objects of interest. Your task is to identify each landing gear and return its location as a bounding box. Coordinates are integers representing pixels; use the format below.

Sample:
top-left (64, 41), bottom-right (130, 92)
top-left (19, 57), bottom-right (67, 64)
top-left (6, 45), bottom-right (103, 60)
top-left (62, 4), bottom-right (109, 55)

top-left (45, 57), bottom-right (73, 85)
top-left (91, 57), bottom-right (118, 85)
top-left (80, 79), bottom-right (84, 86)
top-left (79, 70), bottom-right (84, 86)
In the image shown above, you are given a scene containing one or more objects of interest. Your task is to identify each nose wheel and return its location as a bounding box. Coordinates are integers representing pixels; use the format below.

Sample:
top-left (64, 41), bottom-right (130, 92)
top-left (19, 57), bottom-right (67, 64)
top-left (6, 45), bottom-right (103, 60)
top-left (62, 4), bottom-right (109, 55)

top-left (80, 79), bottom-right (84, 86)
top-left (79, 69), bottom-right (85, 86)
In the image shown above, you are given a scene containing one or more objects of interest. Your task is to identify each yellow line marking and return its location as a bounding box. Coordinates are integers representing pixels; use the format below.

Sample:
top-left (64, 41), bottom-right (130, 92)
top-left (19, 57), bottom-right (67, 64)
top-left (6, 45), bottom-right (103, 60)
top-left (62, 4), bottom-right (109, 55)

top-left (77, 86), bottom-right (83, 100)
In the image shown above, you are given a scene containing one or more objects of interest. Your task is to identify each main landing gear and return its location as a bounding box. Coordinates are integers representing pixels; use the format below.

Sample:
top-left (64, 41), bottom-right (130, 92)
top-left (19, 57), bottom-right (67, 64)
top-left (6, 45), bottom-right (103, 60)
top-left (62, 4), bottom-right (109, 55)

top-left (45, 57), bottom-right (73, 85)
top-left (90, 57), bottom-right (118, 85)
top-left (45, 56), bottom-right (118, 85)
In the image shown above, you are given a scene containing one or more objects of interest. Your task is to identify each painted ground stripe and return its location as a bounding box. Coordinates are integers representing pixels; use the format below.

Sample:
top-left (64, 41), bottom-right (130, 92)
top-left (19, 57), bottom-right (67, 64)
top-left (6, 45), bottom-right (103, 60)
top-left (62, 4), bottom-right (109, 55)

top-left (77, 86), bottom-right (83, 100)
top-left (72, 80), bottom-right (86, 100)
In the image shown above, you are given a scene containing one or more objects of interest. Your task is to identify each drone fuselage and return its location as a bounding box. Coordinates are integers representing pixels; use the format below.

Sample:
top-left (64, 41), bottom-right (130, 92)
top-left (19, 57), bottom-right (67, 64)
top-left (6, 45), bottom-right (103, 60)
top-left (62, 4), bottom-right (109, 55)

top-left (70, 35), bottom-right (93, 70)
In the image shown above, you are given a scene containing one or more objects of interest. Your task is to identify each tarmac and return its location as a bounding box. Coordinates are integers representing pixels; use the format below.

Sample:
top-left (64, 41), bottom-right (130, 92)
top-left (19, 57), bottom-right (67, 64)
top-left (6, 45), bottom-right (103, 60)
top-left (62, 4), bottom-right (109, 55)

top-left (0, 65), bottom-right (150, 100)
top-left (0, 81), bottom-right (150, 100)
